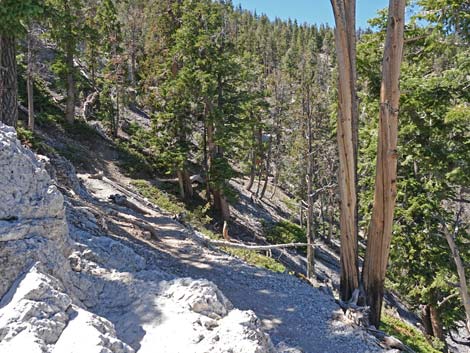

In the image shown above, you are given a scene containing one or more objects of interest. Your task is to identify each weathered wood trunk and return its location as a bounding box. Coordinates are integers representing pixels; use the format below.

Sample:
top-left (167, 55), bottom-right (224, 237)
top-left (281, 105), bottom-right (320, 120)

top-left (306, 110), bottom-right (315, 279)
top-left (331, 0), bottom-right (360, 302)
top-left (429, 304), bottom-right (444, 341)
top-left (65, 39), bottom-right (75, 124)
top-left (420, 304), bottom-right (434, 337)
top-left (177, 168), bottom-right (193, 201)
top-left (443, 216), bottom-right (470, 334)
top-left (362, 0), bottom-right (406, 328)
top-left (0, 36), bottom-right (18, 127)
top-left (259, 136), bottom-right (272, 200)
top-left (27, 32), bottom-right (34, 131)
top-left (246, 124), bottom-right (257, 192)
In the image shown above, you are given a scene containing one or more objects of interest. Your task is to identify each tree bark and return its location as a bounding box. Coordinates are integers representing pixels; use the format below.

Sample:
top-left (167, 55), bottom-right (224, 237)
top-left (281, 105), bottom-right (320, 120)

top-left (177, 168), bottom-right (193, 201)
top-left (443, 214), bottom-right (470, 334)
top-left (246, 124), bottom-right (256, 192)
top-left (259, 135), bottom-right (272, 200)
top-left (331, 0), bottom-right (360, 302)
top-left (306, 109), bottom-right (315, 279)
top-left (27, 32), bottom-right (34, 131)
top-left (420, 304), bottom-right (434, 337)
top-left (0, 36), bottom-right (18, 127)
top-left (362, 0), bottom-right (406, 328)
top-left (65, 39), bottom-right (75, 124)
top-left (207, 118), bottom-right (230, 221)
top-left (429, 304), bottom-right (444, 341)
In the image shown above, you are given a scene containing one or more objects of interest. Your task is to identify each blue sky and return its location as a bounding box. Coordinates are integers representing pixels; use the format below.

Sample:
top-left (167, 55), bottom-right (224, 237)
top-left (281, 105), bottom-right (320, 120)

top-left (235, 0), bottom-right (390, 29)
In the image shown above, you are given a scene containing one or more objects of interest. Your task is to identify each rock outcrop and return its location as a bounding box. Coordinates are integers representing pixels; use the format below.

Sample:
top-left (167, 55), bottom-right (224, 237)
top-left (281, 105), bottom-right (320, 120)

top-left (0, 122), bottom-right (280, 352)
top-left (0, 123), bottom-right (70, 299)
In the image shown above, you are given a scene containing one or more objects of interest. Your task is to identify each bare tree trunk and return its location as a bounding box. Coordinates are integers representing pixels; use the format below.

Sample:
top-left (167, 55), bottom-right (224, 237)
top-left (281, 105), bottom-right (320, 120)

top-left (177, 170), bottom-right (186, 199)
top-left (362, 0), bottom-right (406, 328)
top-left (0, 36), bottom-right (18, 127)
top-left (246, 125), bottom-right (256, 192)
top-left (202, 118), bottom-right (211, 202)
top-left (27, 32), bottom-right (34, 131)
top-left (113, 91), bottom-right (120, 137)
top-left (429, 304), bottom-right (444, 341)
top-left (177, 168), bottom-right (193, 201)
top-left (65, 40), bottom-right (75, 124)
top-left (331, 0), bottom-right (359, 302)
top-left (443, 208), bottom-right (470, 334)
top-left (259, 136), bottom-right (272, 200)
top-left (306, 110), bottom-right (315, 279)
top-left (420, 304), bottom-right (434, 337)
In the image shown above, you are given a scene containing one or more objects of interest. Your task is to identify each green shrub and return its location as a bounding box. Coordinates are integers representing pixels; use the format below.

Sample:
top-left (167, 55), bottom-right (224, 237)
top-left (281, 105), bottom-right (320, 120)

top-left (263, 220), bottom-right (307, 253)
top-left (381, 313), bottom-right (444, 353)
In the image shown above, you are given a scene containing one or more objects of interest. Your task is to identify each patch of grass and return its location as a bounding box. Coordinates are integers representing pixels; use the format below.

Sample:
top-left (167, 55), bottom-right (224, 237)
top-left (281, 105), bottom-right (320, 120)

top-left (132, 179), bottom-right (286, 273)
top-left (263, 220), bottom-right (307, 254)
top-left (221, 247), bottom-right (286, 273)
top-left (381, 313), bottom-right (444, 353)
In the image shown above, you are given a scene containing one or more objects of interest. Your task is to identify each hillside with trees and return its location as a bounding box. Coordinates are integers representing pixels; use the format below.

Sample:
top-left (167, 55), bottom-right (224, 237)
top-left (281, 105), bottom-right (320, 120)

top-left (0, 0), bottom-right (469, 352)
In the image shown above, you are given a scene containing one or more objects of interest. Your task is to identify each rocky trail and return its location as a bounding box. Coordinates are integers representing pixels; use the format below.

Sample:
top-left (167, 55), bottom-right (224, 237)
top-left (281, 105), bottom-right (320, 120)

top-left (0, 123), bottom-right (389, 352)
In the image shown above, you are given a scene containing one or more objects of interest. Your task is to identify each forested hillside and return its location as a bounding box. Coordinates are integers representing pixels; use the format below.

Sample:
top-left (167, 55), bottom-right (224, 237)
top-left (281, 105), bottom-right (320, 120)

top-left (0, 0), bottom-right (469, 352)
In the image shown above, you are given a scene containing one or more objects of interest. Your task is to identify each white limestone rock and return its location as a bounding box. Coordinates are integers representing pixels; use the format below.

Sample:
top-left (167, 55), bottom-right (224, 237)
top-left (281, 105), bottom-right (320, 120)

top-left (0, 264), bottom-right (133, 353)
top-left (137, 278), bottom-right (276, 353)
top-left (0, 123), bottom-right (70, 298)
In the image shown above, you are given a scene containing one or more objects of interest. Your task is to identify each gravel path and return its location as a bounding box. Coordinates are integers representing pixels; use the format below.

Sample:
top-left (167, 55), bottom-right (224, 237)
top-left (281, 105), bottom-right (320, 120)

top-left (76, 173), bottom-right (383, 353)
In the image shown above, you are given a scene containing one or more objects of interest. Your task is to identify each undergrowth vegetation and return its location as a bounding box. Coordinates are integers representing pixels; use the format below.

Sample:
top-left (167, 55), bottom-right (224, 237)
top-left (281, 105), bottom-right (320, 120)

top-left (132, 179), bottom-right (285, 273)
top-left (381, 313), bottom-right (444, 353)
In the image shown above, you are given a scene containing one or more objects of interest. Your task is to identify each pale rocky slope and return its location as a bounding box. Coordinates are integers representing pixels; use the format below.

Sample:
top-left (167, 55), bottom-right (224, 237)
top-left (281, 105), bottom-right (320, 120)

top-left (0, 123), bottom-right (385, 352)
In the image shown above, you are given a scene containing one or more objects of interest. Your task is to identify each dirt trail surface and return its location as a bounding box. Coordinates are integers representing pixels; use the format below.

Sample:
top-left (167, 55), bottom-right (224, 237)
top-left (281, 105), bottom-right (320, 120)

top-left (71, 170), bottom-right (382, 352)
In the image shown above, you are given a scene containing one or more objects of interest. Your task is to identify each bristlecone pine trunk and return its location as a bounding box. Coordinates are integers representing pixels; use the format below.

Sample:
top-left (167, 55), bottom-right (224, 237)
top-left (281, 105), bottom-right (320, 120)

top-left (362, 0), bottom-right (406, 328)
top-left (0, 36), bottom-right (18, 127)
top-left (330, 0), bottom-right (360, 302)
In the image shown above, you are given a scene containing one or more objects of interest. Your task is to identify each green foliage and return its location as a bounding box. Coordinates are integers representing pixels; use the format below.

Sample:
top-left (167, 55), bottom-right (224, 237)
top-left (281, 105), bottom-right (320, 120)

top-left (0, 0), bottom-right (43, 35)
top-left (16, 124), bottom-right (53, 154)
top-left (263, 220), bottom-right (306, 248)
top-left (381, 314), bottom-right (444, 353)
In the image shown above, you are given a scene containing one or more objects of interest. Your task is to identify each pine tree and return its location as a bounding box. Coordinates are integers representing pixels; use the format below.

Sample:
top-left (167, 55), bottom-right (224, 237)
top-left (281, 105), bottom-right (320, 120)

top-left (0, 0), bottom-right (42, 127)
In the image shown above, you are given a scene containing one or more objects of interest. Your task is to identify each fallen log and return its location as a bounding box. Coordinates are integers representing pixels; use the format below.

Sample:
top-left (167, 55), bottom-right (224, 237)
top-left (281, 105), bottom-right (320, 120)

top-left (197, 237), bottom-right (311, 251)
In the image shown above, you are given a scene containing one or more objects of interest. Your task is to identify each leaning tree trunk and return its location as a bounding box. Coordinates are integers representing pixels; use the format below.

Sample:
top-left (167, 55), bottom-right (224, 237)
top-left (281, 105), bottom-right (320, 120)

top-left (331, 0), bottom-right (360, 302)
top-left (0, 36), bottom-right (18, 127)
top-left (362, 0), bottom-right (406, 328)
